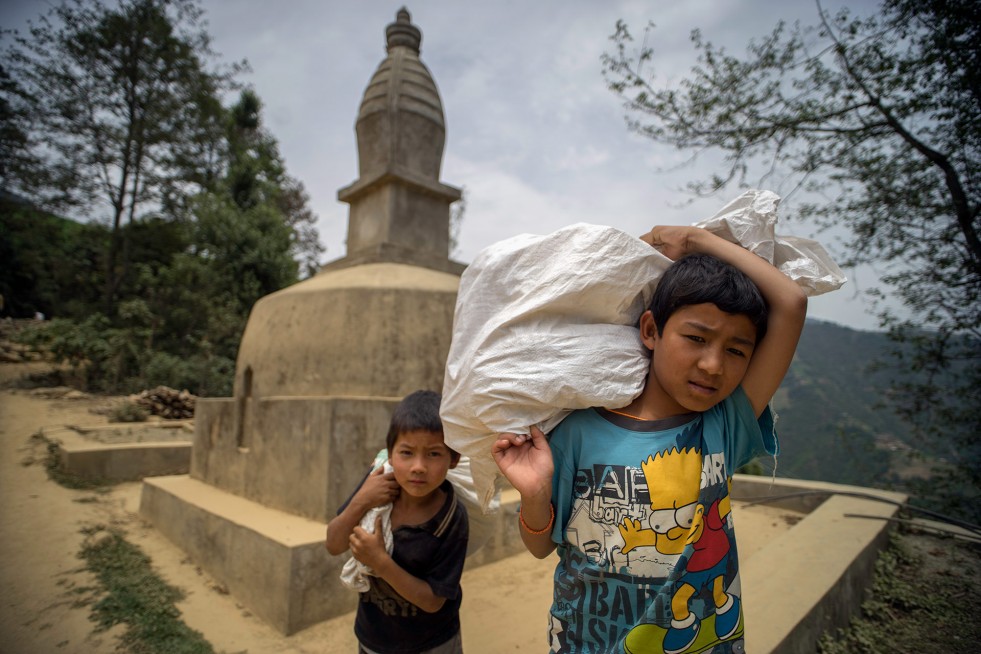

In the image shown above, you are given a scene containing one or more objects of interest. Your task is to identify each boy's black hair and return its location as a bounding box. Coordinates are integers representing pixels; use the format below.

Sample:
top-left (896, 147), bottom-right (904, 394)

top-left (385, 390), bottom-right (458, 457)
top-left (648, 253), bottom-right (769, 342)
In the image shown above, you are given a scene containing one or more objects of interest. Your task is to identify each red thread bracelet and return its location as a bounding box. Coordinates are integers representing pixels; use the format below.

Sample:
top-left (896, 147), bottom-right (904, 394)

top-left (519, 502), bottom-right (554, 535)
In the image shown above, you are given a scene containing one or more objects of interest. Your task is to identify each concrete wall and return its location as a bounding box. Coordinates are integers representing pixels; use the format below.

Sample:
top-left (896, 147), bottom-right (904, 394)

top-left (192, 396), bottom-right (399, 523)
top-left (140, 475), bottom-right (355, 635)
top-left (140, 475), bottom-right (528, 635)
top-left (348, 182), bottom-right (452, 258)
top-left (58, 442), bottom-right (191, 481)
top-left (733, 475), bottom-right (907, 654)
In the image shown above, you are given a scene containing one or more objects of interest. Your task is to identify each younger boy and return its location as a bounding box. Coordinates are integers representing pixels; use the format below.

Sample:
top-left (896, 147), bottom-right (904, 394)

top-left (327, 390), bottom-right (469, 654)
top-left (493, 225), bottom-right (807, 654)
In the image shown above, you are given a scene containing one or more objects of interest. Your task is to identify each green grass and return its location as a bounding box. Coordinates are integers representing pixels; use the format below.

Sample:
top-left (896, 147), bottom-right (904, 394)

top-left (35, 433), bottom-right (115, 491)
top-left (818, 526), bottom-right (981, 653)
top-left (78, 526), bottom-right (215, 654)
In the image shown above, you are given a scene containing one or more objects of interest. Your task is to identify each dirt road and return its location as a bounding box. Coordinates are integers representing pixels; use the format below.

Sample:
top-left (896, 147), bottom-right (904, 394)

top-left (0, 363), bottom-right (554, 653)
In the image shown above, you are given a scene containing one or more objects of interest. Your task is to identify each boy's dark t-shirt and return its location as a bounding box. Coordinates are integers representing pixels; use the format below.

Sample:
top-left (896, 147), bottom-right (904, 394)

top-left (339, 476), bottom-right (469, 654)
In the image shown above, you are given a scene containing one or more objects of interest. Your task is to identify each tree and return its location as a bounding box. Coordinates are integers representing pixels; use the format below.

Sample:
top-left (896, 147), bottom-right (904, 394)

top-left (221, 89), bottom-right (323, 277)
top-left (602, 0), bottom-right (980, 520)
top-left (1, 0), bottom-right (241, 312)
top-left (0, 65), bottom-right (39, 188)
top-left (3, 5), bottom-right (319, 398)
top-left (0, 199), bottom-right (106, 319)
top-left (111, 90), bottom-right (311, 395)
top-left (450, 188), bottom-right (467, 258)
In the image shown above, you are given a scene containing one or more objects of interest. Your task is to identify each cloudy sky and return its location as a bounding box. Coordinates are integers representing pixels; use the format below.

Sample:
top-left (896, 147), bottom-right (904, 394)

top-left (3, 0), bottom-right (893, 330)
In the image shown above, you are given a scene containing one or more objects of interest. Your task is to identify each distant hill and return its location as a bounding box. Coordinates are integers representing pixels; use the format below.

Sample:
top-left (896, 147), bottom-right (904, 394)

top-left (767, 318), bottom-right (915, 488)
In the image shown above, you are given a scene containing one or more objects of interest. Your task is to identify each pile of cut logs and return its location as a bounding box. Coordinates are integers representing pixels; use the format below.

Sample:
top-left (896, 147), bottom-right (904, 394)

top-left (131, 386), bottom-right (196, 419)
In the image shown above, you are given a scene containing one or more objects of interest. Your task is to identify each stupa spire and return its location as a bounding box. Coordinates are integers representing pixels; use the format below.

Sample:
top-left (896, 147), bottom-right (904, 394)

top-left (330, 7), bottom-right (464, 275)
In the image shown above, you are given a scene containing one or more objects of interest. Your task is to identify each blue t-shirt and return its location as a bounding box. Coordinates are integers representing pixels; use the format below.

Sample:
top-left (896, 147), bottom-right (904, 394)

top-left (546, 386), bottom-right (776, 654)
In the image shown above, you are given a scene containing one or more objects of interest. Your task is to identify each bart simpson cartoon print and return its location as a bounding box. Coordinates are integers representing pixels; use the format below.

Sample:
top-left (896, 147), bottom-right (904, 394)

top-left (620, 447), bottom-right (743, 654)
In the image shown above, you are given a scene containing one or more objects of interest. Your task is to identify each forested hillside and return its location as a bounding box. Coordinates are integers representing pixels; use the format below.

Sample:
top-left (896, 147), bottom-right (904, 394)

top-left (772, 319), bottom-right (917, 489)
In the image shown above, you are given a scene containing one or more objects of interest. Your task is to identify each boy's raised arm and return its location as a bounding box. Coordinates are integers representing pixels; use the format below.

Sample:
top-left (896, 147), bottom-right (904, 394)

top-left (642, 225), bottom-right (808, 417)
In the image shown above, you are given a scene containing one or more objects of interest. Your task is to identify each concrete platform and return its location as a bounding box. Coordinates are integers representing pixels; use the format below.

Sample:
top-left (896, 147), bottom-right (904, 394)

top-left (732, 475), bottom-right (907, 654)
top-left (140, 471), bottom-right (904, 648)
top-left (140, 474), bottom-right (528, 635)
top-left (42, 417), bottom-right (905, 649)
top-left (140, 475), bottom-right (347, 635)
top-left (59, 441), bottom-right (191, 481)
top-left (42, 422), bottom-right (193, 481)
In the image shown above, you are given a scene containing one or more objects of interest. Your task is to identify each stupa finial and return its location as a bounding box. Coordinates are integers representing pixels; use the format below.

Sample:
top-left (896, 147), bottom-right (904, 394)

top-left (386, 7), bottom-right (421, 53)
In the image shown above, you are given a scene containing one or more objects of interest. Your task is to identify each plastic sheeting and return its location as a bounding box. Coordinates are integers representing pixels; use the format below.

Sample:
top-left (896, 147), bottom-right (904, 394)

top-left (441, 189), bottom-right (846, 509)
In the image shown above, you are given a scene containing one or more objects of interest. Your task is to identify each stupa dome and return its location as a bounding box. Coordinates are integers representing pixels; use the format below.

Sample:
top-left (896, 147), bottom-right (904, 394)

top-left (232, 262), bottom-right (459, 400)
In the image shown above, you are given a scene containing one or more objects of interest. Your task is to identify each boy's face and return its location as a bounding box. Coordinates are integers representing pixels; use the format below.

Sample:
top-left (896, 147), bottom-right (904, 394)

top-left (389, 429), bottom-right (458, 500)
top-left (641, 302), bottom-right (757, 415)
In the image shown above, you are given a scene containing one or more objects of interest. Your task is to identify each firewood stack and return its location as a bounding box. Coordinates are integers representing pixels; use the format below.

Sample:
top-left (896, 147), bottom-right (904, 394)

top-left (131, 386), bottom-right (196, 419)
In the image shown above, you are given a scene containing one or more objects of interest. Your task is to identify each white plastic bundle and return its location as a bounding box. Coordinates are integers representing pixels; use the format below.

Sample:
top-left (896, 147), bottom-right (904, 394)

top-left (339, 455), bottom-right (394, 592)
top-left (441, 190), bottom-right (846, 509)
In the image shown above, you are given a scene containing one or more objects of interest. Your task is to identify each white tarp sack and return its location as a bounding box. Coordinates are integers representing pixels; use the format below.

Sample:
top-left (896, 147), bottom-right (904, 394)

top-left (441, 189), bottom-right (846, 509)
top-left (697, 191), bottom-right (847, 296)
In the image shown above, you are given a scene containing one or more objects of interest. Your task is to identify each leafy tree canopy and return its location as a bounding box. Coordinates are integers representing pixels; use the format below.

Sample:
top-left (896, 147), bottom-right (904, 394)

top-left (2, 1), bottom-right (324, 397)
top-left (1, 0), bottom-right (242, 310)
top-left (221, 89), bottom-right (324, 277)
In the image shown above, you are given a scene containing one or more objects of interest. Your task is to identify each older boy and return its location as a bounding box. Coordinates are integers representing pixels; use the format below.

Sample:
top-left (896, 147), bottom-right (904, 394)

top-left (327, 390), bottom-right (469, 654)
top-left (493, 225), bottom-right (807, 653)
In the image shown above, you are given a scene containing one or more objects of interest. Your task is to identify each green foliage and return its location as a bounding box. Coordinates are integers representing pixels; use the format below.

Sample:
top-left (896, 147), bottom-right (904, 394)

top-left (0, 200), bottom-right (106, 319)
top-left (18, 312), bottom-right (235, 396)
top-left (2, 4), bottom-right (319, 397)
top-left (1, 0), bottom-right (242, 311)
top-left (220, 89), bottom-right (323, 276)
top-left (817, 529), bottom-right (981, 653)
top-left (604, 0), bottom-right (980, 524)
top-left (0, 64), bottom-right (40, 195)
top-left (191, 191), bottom-right (298, 306)
top-left (109, 401), bottom-right (149, 423)
top-left (79, 527), bottom-right (215, 653)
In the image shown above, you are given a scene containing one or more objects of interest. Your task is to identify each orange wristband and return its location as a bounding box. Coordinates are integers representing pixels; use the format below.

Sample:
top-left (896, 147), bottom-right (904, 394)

top-left (519, 502), bottom-right (554, 535)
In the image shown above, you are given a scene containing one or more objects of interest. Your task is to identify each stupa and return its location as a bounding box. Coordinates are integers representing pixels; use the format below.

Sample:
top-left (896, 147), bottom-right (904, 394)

top-left (140, 8), bottom-right (472, 634)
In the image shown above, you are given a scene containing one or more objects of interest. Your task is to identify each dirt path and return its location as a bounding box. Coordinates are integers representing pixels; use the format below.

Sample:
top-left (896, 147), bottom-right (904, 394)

top-left (0, 363), bottom-right (555, 653)
top-left (0, 387), bottom-right (126, 654)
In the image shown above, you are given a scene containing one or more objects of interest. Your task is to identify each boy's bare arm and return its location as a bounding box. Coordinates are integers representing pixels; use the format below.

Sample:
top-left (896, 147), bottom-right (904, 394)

top-left (325, 467), bottom-right (400, 555)
top-left (492, 427), bottom-right (557, 559)
top-left (643, 225), bottom-right (808, 416)
top-left (350, 516), bottom-right (448, 613)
